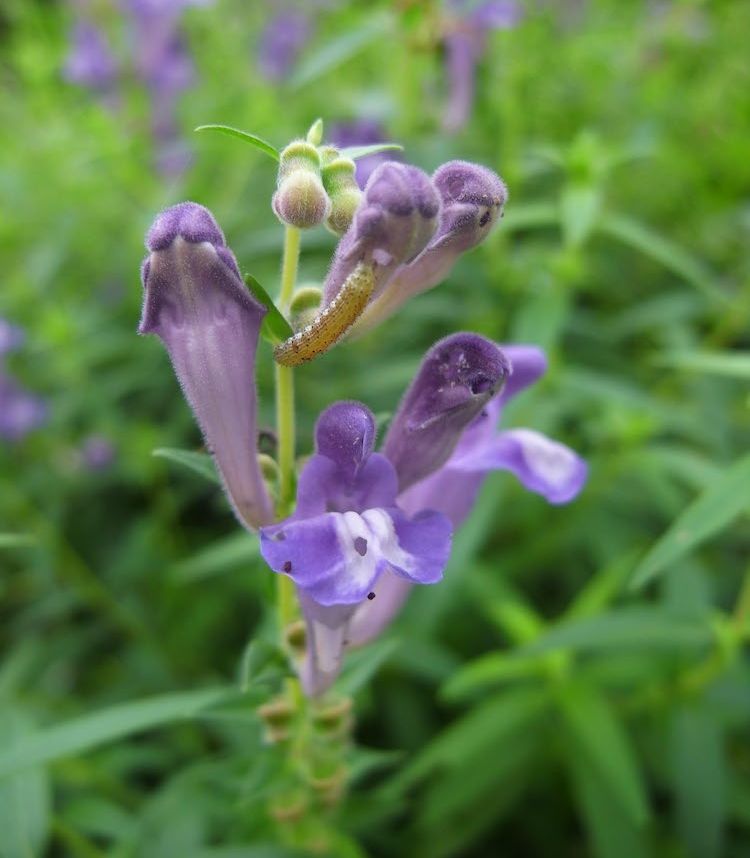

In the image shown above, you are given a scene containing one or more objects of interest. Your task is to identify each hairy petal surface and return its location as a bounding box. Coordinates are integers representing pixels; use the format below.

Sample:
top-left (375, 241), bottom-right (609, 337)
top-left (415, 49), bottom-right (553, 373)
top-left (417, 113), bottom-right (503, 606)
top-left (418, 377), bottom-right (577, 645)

top-left (351, 160), bottom-right (507, 334)
top-left (322, 162), bottom-right (440, 307)
top-left (139, 202), bottom-right (273, 530)
top-left (384, 333), bottom-right (510, 491)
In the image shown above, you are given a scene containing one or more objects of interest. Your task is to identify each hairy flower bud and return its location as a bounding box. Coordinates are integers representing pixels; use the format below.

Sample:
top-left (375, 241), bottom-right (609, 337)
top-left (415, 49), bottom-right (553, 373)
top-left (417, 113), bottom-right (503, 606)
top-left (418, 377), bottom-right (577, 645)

top-left (272, 140), bottom-right (330, 229)
top-left (322, 161), bottom-right (440, 307)
top-left (351, 160), bottom-right (507, 334)
top-left (288, 285), bottom-right (323, 332)
top-left (320, 147), bottom-right (363, 236)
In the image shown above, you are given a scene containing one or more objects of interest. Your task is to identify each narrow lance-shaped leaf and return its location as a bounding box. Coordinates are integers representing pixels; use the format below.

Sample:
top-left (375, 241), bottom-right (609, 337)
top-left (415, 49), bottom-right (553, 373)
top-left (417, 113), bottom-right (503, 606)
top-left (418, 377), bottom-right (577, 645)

top-left (194, 125), bottom-right (280, 161)
top-left (631, 453), bottom-right (750, 588)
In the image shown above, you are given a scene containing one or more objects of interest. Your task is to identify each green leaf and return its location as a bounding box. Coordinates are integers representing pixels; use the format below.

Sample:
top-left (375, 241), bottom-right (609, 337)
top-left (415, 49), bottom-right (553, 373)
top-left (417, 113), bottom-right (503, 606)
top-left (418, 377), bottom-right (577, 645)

top-left (171, 532), bottom-right (260, 583)
top-left (558, 682), bottom-right (649, 826)
top-left (389, 688), bottom-right (548, 795)
top-left (244, 274), bottom-right (294, 344)
top-left (499, 201), bottom-right (558, 233)
top-left (153, 448), bottom-right (218, 484)
top-left (194, 125), bottom-right (279, 161)
top-left (290, 11), bottom-right (392, 88)
top-left (336, 636), bottom-right (399, 695)
top-left (560, 184), bottom-right (601, 247)
top-left (631, 454), bottom-right (750, 588)
top-left (565, 746), bottom-right (650, 858)
top-left (655, 350), bottom-right (750, 380)
top-left (671, 702), bottom-right (726, 858)
top-left (442, 651), bottom-right (550, 701)
top-left (598, 212), bottom-right (728, 304)
top-left (523, 606), bottom-right (713, 655)
top-left (0, 709), bottom-right (50, 858)
top-left (0, 533), bottom-right (36, 550)
top-left (338, 142), bottom-right (404, 161)
top-left (0, 688), bottom-right (234, 779)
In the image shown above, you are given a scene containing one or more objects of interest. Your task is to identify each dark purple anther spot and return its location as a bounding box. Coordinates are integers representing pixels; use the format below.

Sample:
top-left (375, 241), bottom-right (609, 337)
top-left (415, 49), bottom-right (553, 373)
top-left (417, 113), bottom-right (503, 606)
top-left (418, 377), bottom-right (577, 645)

top-left (275, 531), bottom-right (286, 541)
top-left (367, 592), bottom-right (376, 600)
top-left (354, 537), bottom-right (368, 557)
top-left (479, 210), bottom-right (491, 227)
top-left (283, 560), bottom-right (293, 573)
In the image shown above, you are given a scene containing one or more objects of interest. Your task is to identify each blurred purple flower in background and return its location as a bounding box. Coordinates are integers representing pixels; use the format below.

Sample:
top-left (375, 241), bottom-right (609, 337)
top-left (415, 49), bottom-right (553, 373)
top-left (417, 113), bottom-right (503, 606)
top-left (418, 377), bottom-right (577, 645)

top-left (257, 9), bottom-right (312, 82)
top-left (62, 0), bottom-right (213, 176)
top-left (442, 0), bottom-right (522, 132)
top-left (63, 19), bottom-right (119, 92)
top-left (329, 119), bottom-right (399, 189)
top-left (0, 319), bottom-right (47, 443)
top-left (80, 434), bottom-right (117, 470)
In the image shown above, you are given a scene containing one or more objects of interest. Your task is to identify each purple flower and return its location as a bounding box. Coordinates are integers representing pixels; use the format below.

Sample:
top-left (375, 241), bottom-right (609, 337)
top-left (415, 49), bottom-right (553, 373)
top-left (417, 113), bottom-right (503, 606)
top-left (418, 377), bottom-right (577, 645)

top-left (0, 375), bottom-right (47, 443)
top-left (322, 161), bottom-right (441, 309)
top-left (348, 344), bottom-right (587, 646)
top-left (62, 20), bottom-right (119, 91)
top-left (80, 434), bottom-right (116, 470)
top-left (257, 10), bottom-right (312, 82)
top-left (260, 333), bottom-right (510, 694)
top-left (139, 202), bottom-right (274, 530)
top-left (352, 160), bottom-right (507, 334)
top-left (0, 319), bottom-right (25, 356)
top-left (442, 1), bottom-right (522, 132)
top-left (328, 119), bottom-right (399, 189)
top-left (0, 318), bottom-right (47, 443)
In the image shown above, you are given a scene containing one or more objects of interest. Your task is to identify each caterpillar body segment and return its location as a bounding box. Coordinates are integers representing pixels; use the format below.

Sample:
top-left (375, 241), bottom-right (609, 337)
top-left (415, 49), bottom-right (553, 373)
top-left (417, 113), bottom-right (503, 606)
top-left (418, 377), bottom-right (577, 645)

top-left (273, 263), bottom-right (375, 367)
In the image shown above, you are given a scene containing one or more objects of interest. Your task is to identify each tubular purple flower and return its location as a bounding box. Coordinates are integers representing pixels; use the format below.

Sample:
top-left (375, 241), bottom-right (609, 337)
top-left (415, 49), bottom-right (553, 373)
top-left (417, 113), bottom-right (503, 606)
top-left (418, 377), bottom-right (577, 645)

top-left (139, 202), bottom-right (274, 530)
top-left (383, 332), bottom-right (510, 492)
top-left (260, 401), bottom-right (452, 695)
top-left (399, 345), bottom-right (587, 523)
top-left (349, 344), bottom-right (587, 647)
top-left (351, 160), bottom-right (507, 335)
top-left (321, 162), bottom-right (440, 308)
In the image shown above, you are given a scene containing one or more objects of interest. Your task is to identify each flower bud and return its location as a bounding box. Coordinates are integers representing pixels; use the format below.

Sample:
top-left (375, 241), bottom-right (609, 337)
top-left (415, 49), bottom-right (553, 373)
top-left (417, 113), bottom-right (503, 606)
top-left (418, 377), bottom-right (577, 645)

top-left (320, 147), bottom-right (363, 236)
top-left (288, 285), bottom-right (323, 332)
top-left (350, 160), bottom-right (507, 334)
top-left (322, 161), bottom-right (440, 306)
top-left (272, 140), bottom-right (330, 229)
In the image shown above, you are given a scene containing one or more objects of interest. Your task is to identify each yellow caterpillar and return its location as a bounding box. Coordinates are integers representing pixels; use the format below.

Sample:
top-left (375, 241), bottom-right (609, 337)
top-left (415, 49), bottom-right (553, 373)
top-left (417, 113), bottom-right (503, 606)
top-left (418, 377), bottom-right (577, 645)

top-left (274, 262), bottom-right (375, 367)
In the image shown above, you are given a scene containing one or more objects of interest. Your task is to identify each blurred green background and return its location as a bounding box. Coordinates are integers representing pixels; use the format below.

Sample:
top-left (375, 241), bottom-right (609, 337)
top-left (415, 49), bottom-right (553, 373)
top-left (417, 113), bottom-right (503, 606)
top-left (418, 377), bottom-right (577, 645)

top-left (1, 0), bottom-right (749, 856)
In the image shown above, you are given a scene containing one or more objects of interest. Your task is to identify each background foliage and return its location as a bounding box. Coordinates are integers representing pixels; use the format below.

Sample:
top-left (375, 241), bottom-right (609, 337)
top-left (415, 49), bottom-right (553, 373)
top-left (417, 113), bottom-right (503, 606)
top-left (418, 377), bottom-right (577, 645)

top-left (1, 0), bottom-right (749, 856)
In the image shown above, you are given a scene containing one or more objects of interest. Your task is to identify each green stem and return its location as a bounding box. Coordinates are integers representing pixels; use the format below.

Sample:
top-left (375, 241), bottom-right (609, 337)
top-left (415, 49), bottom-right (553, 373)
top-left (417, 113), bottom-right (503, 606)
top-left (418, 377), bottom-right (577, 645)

top-left (276, 226), bottom-right (301, 636)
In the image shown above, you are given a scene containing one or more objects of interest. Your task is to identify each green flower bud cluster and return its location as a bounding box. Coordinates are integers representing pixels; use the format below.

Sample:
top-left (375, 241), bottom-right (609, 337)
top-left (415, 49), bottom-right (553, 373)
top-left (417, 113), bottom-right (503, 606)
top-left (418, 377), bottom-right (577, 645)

top-left (272, 120), bottom-right (363, 235)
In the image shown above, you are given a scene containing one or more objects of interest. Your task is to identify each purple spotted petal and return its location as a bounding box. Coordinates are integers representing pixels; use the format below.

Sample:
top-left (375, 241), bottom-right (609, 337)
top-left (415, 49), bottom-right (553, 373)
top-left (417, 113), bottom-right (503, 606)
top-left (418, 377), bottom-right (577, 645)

top-left (322, 162), bottom-right (440, 307)
top-left (352, 161), bottom-right (506, 334)
top-left (139, 202), bottom-right (273, 530)
top-left (346, 571), bottom-right (412, 648)
top-left (383, 333), bottom-right (510, 491)
top-left (463, 428), bottom-right (588, 504)
top-left (260, 506), bottom-right (451, 606)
